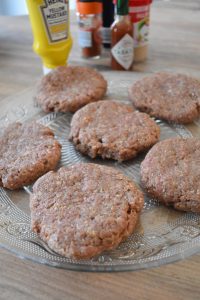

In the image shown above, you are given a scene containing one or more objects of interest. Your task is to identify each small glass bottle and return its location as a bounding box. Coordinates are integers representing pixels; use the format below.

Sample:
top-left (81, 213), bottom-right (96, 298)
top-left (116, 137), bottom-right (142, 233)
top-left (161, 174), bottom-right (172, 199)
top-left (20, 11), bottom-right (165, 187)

top-left (111, 0), bottom-right (134, 70)
top-left (102, 0), bottom-right (115, 48)
top-left (77, 0), bottom-right (102, 58)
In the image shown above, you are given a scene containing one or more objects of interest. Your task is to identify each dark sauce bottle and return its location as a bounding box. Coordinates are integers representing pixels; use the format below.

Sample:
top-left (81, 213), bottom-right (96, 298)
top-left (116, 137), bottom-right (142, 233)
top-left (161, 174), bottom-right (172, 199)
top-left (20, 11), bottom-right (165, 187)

top-left (102, 0), bottom-right (115, 48)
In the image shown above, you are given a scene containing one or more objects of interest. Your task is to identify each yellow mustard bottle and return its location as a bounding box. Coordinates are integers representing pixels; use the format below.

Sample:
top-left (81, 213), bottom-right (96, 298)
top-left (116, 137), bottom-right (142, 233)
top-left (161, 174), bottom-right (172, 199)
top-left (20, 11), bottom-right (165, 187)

top-left (26, 0), bottom-right (73, 73)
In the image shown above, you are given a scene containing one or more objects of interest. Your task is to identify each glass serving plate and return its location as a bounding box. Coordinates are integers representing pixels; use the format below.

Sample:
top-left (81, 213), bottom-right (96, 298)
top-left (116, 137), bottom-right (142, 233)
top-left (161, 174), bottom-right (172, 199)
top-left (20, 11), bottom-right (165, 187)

top-left (0, 75), bottom-right (200, 272)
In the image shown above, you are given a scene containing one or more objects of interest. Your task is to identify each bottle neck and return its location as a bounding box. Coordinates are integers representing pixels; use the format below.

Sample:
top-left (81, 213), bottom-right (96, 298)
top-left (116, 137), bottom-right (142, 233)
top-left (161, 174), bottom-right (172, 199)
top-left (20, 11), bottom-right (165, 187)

top-left (116, 0), bottom-right (129, 16)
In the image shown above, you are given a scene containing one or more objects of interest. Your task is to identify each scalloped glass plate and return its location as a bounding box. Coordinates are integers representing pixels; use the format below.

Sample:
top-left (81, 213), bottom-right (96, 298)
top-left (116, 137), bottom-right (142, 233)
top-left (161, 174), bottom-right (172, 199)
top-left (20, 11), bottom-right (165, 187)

top-left (0, 76), bottom-right (199, 271)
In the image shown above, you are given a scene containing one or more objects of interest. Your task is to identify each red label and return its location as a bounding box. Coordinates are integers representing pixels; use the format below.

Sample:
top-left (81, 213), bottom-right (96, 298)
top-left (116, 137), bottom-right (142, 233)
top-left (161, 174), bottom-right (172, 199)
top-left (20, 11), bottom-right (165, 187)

top-left (129, 0), bottom-right (152, 47)
top-left (129, 1), bottom-right (151, 23)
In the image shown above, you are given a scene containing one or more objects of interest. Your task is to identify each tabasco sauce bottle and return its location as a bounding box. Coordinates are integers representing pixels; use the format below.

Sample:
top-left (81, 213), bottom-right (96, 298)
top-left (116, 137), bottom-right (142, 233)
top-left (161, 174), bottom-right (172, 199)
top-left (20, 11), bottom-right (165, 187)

top-left (111, 0), bottom-right (134, 70)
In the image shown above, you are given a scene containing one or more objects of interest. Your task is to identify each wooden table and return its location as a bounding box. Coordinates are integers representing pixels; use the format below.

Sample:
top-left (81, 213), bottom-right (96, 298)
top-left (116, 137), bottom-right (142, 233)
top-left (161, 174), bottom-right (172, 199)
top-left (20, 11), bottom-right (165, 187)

top-left (0, 1), bottom-right (200, 299)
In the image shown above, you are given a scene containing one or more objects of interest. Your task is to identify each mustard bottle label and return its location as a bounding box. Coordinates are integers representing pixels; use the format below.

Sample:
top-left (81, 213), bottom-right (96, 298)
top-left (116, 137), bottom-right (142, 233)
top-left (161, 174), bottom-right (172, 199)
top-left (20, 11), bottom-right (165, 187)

top-left (40, 0), bottom-right (69, 43)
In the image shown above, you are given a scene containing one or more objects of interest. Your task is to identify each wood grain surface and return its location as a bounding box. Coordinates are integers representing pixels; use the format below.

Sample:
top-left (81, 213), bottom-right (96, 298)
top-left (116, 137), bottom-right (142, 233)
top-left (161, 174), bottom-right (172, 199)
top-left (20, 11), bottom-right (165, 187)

top-left (0, 1), bottom-right (200, 299)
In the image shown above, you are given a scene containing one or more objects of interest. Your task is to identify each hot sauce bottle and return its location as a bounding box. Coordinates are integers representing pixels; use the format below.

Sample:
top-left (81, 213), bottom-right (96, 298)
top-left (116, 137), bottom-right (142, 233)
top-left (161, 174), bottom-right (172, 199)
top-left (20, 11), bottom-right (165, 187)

top-left (111, 0), bottom-right (134, 70)
top-left (77, 0), bottom-right (102, 58)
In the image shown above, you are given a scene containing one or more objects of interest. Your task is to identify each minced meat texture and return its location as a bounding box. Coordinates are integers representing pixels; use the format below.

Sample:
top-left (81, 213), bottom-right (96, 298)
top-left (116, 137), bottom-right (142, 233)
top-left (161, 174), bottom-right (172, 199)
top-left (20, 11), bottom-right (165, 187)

top-left (30, 163), bottom-right (144, 259)
top-left (141, 137), bottom-right (200, 212)
top-left (69, 100), bottom-right (160, 161)
top-left (35, 65), bottom-right (107, 113)
top-left (0, 121), bottom-right (61, 189)
top-left (129, 72), bottom-right (200, 124)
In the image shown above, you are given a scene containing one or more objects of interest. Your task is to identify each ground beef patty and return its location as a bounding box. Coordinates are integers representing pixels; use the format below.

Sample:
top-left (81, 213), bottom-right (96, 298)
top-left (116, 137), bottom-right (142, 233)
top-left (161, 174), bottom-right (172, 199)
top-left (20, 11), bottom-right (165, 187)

top-left (69, 100), bottom-right (160, 161)
top-left (129, 72), bottom-right (200, 124)
top-left (0, 121), bottom-right (61, 190)
top-left (35, 66), bottom-right (107, 113)
top-left (141, 137), bottom-right (200, 212)
top-left (30, 163), bottom-right (144, 259)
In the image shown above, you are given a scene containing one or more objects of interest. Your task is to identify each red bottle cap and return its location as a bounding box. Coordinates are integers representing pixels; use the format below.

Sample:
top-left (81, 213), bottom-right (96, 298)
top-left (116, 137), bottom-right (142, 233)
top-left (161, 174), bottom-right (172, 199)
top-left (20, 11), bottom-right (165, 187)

top-left (129, 0), bottom-right (152, 6)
